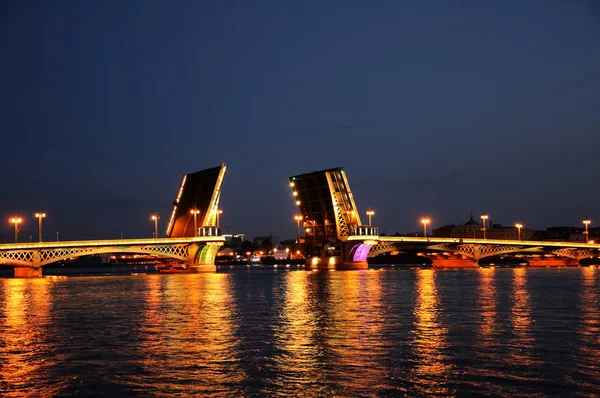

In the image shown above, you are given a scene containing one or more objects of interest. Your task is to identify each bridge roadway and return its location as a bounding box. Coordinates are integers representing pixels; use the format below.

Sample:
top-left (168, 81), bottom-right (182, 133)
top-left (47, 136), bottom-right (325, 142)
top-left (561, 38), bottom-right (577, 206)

top-left (0, 236), bottom-right (225, 277)
top-left (344, 235), bottom-right (600, 268)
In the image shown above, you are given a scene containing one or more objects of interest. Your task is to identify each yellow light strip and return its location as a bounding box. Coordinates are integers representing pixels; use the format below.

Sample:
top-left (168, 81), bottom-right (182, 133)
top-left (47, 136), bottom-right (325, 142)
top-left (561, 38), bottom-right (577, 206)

top-left (176, 174), bottom-right (187, 204)
top-left (0, 236), bottom-right (226, 251)
top-left (203, 163), bottom-right (227, 226)
top-left (166, 173), bottom-right (188, 236)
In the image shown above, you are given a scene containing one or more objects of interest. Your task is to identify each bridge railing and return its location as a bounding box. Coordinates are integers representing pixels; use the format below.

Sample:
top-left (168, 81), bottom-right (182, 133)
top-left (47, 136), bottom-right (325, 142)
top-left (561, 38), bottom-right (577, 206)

top-left (353, 226), bottom-right (379, 236)
top-left (199, 226), bottom-right (221, 237)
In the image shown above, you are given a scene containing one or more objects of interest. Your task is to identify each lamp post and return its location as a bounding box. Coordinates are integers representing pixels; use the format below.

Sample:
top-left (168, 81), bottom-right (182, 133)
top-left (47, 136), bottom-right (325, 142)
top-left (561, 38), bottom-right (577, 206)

top-left (35, 212), bottom-right (46, 242)
top-left (151, 213), bottom-right (159, 239)
top-left (421, 218), bottom-right (430, 238)
top-left (294, 215), bottom-right (302, 243)
top-left (366, 208), bottom-right (375, 227)
top-left (481, 214), bottom-right (489, 239)
top-left (190, 209), bottom-right (200, 237)
top-left (10, 217), bottom-right (22, 243)
top-left (515, 223), bottom-right (523, 241)
top-left (583, 219), bottom-right (591, 243)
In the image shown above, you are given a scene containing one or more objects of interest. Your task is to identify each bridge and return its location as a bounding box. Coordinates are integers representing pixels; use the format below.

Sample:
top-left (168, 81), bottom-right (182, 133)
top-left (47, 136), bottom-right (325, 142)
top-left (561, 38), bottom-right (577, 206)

top-left (352, 235), bottom-right (600, 268)
top-left (0, 235), bottom-right (224, 277)
top-left (3, 163), bottom-right (598, 276)
top-left (290, 167), bottom-right (600, 269)
top-left (1, 164), bottom-right (228, 277)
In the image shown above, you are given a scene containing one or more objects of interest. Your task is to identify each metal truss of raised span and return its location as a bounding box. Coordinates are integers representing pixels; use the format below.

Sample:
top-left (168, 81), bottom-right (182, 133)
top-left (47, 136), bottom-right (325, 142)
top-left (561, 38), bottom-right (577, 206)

top-left (0, 236), bottom-right (225, 268)
top-left (351, 235), bottom-right (600, 261)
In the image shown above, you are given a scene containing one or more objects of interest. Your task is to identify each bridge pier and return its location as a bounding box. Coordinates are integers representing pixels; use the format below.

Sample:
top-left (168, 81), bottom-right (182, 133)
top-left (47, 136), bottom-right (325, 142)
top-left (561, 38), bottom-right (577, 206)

top-left (527, 257), bottom-right (580, 267)
top-left (429, 257), bottom-right (479, 269)
top-left (13, 267), bottom-right (43, 278)
top-left (190, 264), bottom-right (217, 272)
top-left (304, 256), bottom-right (369, 271)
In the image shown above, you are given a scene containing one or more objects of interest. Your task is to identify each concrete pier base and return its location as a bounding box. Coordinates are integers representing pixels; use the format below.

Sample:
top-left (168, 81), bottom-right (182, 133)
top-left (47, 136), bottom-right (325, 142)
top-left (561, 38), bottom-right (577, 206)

top-left (430, 258), bottom-right (479, 269)
top-left (527, 257), bottom-right (580, 267)
top-left (14, 267), bottom-right (43, 278)
top-left (190, 264), bottom-right (217, 272)
top-left (305, 257), bottom-right (368, 270)
top-left (341, 261), bottom-right (369, 270)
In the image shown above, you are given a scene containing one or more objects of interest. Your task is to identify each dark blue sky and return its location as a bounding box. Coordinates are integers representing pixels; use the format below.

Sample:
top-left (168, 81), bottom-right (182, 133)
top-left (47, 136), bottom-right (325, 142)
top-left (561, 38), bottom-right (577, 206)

top-left (1, 1), bottom-right (599, 241)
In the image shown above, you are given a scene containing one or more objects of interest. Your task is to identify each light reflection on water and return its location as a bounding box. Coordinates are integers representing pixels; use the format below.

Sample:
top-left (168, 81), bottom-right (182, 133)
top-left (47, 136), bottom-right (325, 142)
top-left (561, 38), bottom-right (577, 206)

top-left (509, 268), bottom-right (535, 365)
top-left (0, 278), bottom-right (64, 397)
top-left (409, 269), bottom-right (454, 395)
top-left (577, 267), bottom-right (600, 391)
top-left (0, 268), bottom-right (599, 396)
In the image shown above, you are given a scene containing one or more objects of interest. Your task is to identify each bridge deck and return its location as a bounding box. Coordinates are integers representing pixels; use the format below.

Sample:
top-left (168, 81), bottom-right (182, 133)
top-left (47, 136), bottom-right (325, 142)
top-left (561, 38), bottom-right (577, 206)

top-left (346, 235), bottom-right (600, 249)
top-left (0, 236), bottom-right (225, 251)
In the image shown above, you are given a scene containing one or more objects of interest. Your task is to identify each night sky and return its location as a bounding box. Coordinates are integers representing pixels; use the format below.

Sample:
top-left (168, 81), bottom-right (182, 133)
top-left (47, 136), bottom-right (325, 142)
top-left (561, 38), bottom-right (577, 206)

top-left (1, 1), bottom-right (599, 242)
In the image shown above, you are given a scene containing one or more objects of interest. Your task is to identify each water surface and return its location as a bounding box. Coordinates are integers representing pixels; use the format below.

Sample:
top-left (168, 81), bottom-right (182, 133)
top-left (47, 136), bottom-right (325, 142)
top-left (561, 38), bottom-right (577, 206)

top-left (0, 267), bottom-right (599, 396)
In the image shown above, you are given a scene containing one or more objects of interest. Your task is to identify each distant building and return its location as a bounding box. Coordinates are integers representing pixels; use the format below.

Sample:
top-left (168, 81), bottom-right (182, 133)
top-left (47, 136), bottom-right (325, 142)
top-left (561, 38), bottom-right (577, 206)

top-left (253, 235), bottom-right (280, 249)
top-left (534, 227), bottom-right (576, 241)
top-left (217, 247), bottom-right (235, 257)
top-left (534, 226), bottom-right (600, 242)
top-left (224, 234), bottom-right (245, 247)
top-left (434, 214), bottom-right (533, 240)
top-left (432, 224), bottom-right (456, 238)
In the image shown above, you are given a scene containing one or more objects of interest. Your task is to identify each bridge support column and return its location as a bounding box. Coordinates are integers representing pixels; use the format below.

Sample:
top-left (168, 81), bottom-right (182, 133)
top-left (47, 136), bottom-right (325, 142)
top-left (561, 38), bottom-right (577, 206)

top-left (305, 256), bottom-right (339, 270)
top-left (14, 267), bottom-right (43, 278)
top-left (190, 264), bottom-right (217, 272)
top-left (185, 242), bottom-right (222, 273)
top-left (304, 255), bottom-right (369, 270)
top-left (527, 257), bottom-right (580, 267)
top-left (305, 242), bottom-right (373, 270)
top-left (429, 257), bottom-right (479, 269)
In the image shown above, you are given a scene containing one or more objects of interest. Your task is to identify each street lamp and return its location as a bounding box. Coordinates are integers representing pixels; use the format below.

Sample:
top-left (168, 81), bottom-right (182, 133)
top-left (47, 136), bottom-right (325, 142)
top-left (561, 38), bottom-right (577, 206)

top-left (9, 217), bottom-right (22, 243)
top-left (349, 210), bottom-right (356, 221)
top-left (216, 209), bottom-right (223, 227)
top-left (294, 215), bottom-right (302, 243)
top-left (366, 208), bottom-right (375, 226)
top-left (481, 214), bottom-right (489, 239)
top-left (421, 218), bottom-right (430, 238)
top-left (35, 212), bottom-right (46, 242)
top-left (515, 223), bottom-right (523, 241)
top-left (151, 213), bottom-right (159, 239)
top-left (190, 209), bottom-right (200, 237)
top-left (583, 219), bottom-right (591, 243)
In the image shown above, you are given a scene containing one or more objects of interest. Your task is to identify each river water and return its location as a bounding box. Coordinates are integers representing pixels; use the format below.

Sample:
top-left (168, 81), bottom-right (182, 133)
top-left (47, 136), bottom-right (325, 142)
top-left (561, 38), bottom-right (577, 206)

top-left (0, 267), bottom-right (599, 396)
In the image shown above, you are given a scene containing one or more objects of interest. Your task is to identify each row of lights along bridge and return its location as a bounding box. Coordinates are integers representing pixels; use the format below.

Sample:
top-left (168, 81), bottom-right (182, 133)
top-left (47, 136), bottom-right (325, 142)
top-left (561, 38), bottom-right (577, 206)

top-left (5, 210), bottom-right (593, 244)
top-left (292, 210), bottom-right (595, 243)
top-left (7, 208), bottom-right (224, 243)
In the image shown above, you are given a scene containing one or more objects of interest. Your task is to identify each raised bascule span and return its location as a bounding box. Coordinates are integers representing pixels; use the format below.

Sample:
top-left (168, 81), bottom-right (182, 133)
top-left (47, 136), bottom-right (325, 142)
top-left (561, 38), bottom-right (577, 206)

top-left (289, 166), bottom-right (378, 270)
top-left (0, 164), bottom-right (228, 277)
top-left (165, 164), bottom-right (227, 238)
top-left (289, 167), bottom-right (600, 269)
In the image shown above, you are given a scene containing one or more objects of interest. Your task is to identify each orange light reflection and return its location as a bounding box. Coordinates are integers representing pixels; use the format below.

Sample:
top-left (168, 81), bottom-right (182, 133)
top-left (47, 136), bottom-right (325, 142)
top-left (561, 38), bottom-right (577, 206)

top-left (578, 266), bottom-right (600, 387)
top-left (508, 268), bottom-right (535, 366)
top-left (409, 269), bottom-right (454, 395)
top-left (134, 274), bottom-right (245, 395)
top-left (0, 278), bottom-right (63, 396)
